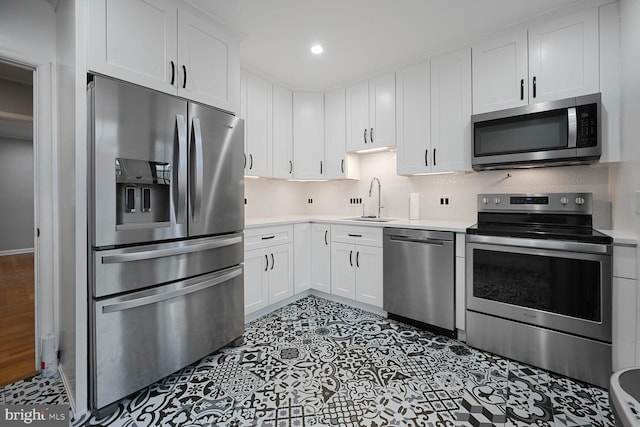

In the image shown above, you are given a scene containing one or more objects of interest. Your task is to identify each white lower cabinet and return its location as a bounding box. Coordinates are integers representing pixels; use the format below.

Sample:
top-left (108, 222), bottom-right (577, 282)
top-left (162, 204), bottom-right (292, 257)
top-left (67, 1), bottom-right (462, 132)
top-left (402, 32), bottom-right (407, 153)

top-left (612, 244), bottom-right (638, 370)
top-left (330, 225), bottom-right (383, 308)
top-left (244, 226), bottom-right (294, 315)
top-left (294, 223), bottom-right (311, 294)
top-left (311, 224), bottom-right (331, 293)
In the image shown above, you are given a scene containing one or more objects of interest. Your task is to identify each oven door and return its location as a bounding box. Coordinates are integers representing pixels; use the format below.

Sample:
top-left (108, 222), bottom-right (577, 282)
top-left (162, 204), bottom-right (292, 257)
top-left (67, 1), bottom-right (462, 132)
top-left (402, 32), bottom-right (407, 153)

top-left (466, 234), bottom-right (612, 342)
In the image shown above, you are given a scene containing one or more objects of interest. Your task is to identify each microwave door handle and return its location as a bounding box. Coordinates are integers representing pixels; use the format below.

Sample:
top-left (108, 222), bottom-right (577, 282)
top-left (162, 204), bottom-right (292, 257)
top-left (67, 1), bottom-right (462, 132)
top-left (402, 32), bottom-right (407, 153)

top-left (567, 107), bottom-right (577, 148)
top-left (176, 114), bottom-right (188, 224)
top-left (191, 117), bottom-right (204, 222)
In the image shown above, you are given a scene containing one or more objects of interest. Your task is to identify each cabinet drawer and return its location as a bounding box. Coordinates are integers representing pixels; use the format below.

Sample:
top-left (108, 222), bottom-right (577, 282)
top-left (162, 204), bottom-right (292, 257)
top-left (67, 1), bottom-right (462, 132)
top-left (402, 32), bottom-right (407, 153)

top-left (245, 225), bottom-right (294, 251)
top-left (614, 245), bottom-right (637, 280)
top-left (331, 225), bottom-right (382, 247)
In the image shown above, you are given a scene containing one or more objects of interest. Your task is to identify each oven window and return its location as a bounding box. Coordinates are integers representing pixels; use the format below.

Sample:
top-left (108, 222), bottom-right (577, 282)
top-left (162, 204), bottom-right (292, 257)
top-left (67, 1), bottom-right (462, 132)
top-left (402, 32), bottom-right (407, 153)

top-left (472, 249), bottom-right (601, 321)
top-left (474, 109), bottom-right (568, 156)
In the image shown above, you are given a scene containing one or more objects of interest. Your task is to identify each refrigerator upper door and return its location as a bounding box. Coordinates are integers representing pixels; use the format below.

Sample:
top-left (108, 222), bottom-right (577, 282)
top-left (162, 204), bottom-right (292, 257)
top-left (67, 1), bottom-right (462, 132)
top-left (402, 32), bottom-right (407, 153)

top-left (91, 76), bottom-right (188, 247)
top-left (188, 103), bottom-right (244, 237)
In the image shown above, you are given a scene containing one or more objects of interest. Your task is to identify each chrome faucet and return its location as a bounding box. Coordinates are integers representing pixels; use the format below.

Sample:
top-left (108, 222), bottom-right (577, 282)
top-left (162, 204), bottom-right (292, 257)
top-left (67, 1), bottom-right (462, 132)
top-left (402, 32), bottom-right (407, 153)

top-left (368, 177), bottom-right (382, 218)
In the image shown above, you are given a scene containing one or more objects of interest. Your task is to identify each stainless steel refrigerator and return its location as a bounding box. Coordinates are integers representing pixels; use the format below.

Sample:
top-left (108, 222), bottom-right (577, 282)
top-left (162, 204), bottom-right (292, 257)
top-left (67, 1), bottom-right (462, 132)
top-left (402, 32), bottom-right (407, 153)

top-left (88, 75), bottom-right (245, 416)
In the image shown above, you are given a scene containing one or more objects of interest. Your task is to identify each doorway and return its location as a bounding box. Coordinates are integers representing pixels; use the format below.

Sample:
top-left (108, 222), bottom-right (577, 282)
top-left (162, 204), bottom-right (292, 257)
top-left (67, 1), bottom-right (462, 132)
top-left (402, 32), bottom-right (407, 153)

top-left (0, 60), bottom-right (36, 386)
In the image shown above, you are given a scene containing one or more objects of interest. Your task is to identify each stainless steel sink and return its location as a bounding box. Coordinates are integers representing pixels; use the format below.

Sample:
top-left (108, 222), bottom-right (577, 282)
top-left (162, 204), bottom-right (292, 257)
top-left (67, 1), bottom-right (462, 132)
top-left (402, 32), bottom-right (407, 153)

top-left (342, 217), bottom-right (396, 223)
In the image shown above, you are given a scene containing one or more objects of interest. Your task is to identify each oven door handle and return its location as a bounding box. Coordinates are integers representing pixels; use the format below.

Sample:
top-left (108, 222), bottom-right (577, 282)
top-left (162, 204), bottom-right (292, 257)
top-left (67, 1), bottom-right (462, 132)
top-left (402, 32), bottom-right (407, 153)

top-left (466, 234), bottom-right (611, 255)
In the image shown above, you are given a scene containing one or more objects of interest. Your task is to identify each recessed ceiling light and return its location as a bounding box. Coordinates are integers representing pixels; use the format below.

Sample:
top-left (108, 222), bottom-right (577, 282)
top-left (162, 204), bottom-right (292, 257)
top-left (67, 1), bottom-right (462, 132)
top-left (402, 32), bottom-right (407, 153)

top-left (311, 44), bottom-right (323, 55)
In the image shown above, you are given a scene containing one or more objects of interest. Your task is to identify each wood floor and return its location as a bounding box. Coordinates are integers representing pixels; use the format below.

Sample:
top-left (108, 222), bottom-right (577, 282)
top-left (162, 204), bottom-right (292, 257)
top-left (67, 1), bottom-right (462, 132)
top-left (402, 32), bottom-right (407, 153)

top-left (0, 253), bottom-right (36, 387)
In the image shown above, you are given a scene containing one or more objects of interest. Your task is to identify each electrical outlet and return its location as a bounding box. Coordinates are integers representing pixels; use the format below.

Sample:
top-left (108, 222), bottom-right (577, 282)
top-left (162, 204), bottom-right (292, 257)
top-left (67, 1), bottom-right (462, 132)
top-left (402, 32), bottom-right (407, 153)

top-left (439, 195), bottom-right (451, 207)
top-left (244, 198), bottom-right (247, 205)
top-left (307, 198), bottom-right (313, 204)
top-left (349, 197), bottom-right (363, 205)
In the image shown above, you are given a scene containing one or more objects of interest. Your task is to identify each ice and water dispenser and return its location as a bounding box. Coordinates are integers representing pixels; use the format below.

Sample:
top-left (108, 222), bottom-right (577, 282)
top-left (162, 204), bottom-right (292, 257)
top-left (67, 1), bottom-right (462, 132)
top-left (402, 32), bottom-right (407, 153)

top-left (115, 158), bottom-right (171, 228)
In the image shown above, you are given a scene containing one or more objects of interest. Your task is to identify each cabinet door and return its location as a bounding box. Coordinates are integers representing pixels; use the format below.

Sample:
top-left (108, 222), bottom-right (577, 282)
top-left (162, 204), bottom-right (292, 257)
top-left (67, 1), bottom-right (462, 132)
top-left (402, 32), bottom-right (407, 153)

top-left (396, 61), bottom-right (431, 175)
top-left (331, 242), bottom-right (356, 300)
top-left (88, 0), bottom-right (177, 95)
top-left (325, 89), bottom-right (359, 179)
top-left (528, 8), bottom-right (599, 103)
top-left (272, 85), bottom-right (294, 179)
top-left (369, 73), bottom-right (396, 149)
top-left (293, 92), bottom-right (325, 179)
top-left (472, 30), bottom-right (528, 114)
top-left (355, 245), bottom-right (383, 308)
top-left (345, 81), bottom-right (370, 152)
top-left (244, 248), bottom-right (269, 315)
top-left (245, 73), bottom-right (273, 177)
top-left (267, 244), bottom-right (294, 305)
top-left (177, 6), bottom-right (240, 112)
top-left (430, 48), bottom-right (472, 173)
top-left (294, 224), bottom-right (311, 294)
top-left (311, 224), bottom-right (331, 293)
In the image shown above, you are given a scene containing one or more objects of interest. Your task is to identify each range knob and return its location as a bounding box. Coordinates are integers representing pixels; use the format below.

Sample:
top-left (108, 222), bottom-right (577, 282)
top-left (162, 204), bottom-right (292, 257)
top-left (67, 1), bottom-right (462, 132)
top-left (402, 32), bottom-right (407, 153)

top-left (481, 197), bottom-right (490, 204)
top-left (575, 197), bottom-right (585, 205)
top-left (493, 197), bottom-right (501, 204)
top-left (560, 197), bottom-right (569, 205)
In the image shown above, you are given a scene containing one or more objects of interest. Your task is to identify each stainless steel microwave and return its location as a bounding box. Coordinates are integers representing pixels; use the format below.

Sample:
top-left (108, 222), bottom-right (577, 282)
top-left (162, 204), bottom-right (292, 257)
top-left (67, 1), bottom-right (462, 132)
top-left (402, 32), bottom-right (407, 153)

top-left (471, 93), bottom-right (601, 170)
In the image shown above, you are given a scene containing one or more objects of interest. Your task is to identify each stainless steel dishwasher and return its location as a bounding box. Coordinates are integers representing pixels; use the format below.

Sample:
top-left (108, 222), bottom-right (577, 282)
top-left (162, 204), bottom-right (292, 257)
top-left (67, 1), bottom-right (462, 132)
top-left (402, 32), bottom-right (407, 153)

top-left (383, 228), bottom-right (455, 334)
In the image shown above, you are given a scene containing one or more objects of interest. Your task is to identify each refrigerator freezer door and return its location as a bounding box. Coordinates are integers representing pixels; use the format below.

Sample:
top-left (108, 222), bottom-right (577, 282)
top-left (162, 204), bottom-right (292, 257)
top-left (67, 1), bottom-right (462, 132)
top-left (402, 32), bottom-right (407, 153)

top-left (91, 264), bottom-right (244, 412)
top-left (91, 76), bottom-right (188, 247)
top-left (188, 103), bottom-right (244, 237)
top-left (93, 233), bottom-right (243, 297)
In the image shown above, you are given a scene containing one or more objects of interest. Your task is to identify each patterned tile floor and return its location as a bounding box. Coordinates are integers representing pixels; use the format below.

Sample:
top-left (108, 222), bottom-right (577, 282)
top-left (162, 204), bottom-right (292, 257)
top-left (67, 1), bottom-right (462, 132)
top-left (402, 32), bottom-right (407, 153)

top-left (1, 295), bottom-right (614, 426)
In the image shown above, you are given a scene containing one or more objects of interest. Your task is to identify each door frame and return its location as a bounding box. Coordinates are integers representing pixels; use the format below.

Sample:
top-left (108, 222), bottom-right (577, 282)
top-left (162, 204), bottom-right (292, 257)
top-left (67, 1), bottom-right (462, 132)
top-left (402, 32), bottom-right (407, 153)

top-left (0, 54), bottom-right (56, 375)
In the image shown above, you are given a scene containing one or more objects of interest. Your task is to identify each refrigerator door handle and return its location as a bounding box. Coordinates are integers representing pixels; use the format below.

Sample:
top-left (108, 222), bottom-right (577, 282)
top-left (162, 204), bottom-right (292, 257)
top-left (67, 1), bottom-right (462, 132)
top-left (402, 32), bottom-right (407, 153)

top-left (176, 114), bottom-right (188, 224)
top-left (100, 235), bottom-right (242, 264)
top-left (101, 266), bottom-right (242, 313)
top-left (191, 117), bottom-right (204, 222)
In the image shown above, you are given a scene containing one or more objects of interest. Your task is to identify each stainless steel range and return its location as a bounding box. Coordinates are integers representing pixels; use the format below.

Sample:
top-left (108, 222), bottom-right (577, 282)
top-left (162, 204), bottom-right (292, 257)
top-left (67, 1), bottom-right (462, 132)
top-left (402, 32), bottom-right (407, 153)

top-left (466, 193), bottom-right (613, 388)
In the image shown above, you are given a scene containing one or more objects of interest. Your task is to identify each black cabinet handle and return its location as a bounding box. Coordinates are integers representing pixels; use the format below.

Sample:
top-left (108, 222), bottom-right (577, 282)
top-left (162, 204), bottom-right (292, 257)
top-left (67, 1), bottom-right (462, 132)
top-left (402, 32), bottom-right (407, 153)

top-left (243, 153), bottom-right (246, 169)
top-left (324, 230), bottom-right (328, 245)
top-left (320, 161), bottom-right (323, 175)
top-left (249, 154), bottom-right (253, 170)
top-left (289, 160), bottom-right (293, 174)
top-left (425, 149), bottom-right (428, 167)
top-left (370, 128), bottom-right (374, 143)
top-left (170, 61), bottom-right (175, 86)
top-left (363, 129), bottom-right (368, 144)
top-left (341, 159), bottom-right (344, 173)
top-left (520, 79), bottom-right (524, 100)
top-left (349, 250), bottom-right (353, 267)
top-left (433, 148), bottom-right (437, 166)
top-left (182, 65), bottom-right (187, 89)
top-left (261, 235), bottom-right (275, 240)
top-left (532, 76), bottom-right (537, 98)
top-left (264, 254), bottom-right (268, 271)
top-left (356, 251), bottom-right (360, 268)
top-left (270, 253), bottom-right (275, 270)
top-left (348, 233), bottom-right (362, 238)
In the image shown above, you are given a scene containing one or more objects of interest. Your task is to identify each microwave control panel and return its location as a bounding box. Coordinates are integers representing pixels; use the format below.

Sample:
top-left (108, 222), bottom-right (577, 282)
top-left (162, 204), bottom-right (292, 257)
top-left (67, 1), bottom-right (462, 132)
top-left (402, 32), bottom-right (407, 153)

top-left (576, 103), bottom-right (598, 148)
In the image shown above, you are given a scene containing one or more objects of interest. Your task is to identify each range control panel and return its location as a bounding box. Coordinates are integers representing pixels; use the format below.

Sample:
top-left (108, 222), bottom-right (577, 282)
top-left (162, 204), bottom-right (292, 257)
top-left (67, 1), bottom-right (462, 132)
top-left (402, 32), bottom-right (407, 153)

top-left (477, 193), bottom-right (593, 214)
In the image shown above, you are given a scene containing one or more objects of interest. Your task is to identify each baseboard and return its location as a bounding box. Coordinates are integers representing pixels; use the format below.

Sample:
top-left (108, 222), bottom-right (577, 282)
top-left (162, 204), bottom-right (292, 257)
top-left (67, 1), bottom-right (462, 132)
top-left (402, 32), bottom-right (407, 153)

top-left (58, 365), bottom-right (77, 415)
top-left (0, 248), bottom-right (34, 256)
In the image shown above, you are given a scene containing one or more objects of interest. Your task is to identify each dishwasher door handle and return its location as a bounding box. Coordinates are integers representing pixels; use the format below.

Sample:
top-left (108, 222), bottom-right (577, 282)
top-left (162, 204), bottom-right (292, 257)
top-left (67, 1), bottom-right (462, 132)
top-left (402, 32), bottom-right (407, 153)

top-left (388, 235), bottom-right (447, 245)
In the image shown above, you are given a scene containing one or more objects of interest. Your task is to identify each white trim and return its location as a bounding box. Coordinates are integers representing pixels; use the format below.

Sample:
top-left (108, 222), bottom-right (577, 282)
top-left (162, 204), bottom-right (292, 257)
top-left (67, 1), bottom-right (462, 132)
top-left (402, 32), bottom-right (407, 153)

top-left (58, 364), bottom-right (76, 414)
top-left (0, 248), bottom-right (34, 256)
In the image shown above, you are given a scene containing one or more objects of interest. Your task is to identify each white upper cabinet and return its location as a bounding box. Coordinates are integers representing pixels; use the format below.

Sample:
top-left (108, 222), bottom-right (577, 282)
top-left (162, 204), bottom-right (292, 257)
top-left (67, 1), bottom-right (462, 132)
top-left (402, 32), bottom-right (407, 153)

top-left (293, 92), bottom-right (325, 180)
top-left (396, 61), bottom-right (431, 175)
top-left (472, 8), bottom-right (599, 113)
top-left (324, 89), bottom-right (359, 180)
top-left (346, 73), bottom-right (396, 152)
top-left (243, 71), bottom-right (273, 177)
top-left (472, 31), bottom-right (528, 114)
top-left (431, 48), bottom-right (472, 173)
top-left (272, 85), bottom-right (294, 179)
top-left (528, 8), bottom-right (599, 103)
top-left (89, 0), bottom-right (240, 112)
top-left (177, 6), bottom-right (240, 111)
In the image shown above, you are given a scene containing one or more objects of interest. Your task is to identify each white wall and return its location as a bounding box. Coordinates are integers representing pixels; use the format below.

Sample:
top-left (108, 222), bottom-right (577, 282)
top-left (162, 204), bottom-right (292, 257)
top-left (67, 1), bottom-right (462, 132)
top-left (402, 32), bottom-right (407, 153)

top-left (297, 151), bottom-right (613, 228)
top-left (0, 136), bottom-right (34, 252)
top-left (244, 178), bottom-right (307, 219)
top-left (0, 0), bottom-right (57, 380)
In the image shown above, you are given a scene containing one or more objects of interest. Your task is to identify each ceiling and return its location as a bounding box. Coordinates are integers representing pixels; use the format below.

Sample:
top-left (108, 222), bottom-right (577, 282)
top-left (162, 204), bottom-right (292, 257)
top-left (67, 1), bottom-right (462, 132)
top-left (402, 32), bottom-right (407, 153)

top-left (190, 0), bottom-right (585, 90)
